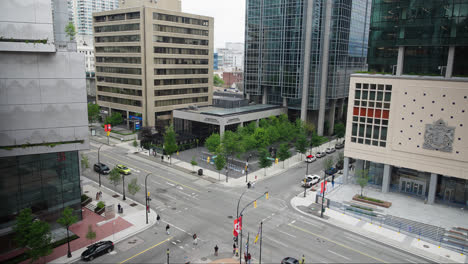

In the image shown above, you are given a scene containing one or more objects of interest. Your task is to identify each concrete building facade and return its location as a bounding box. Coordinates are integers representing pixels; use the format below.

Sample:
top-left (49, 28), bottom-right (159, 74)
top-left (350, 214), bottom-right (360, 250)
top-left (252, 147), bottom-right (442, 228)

top-left (93, 0), bottom-right (214, 129)
top-left (0, 0), bottom-right (88, 251)
top-left (216, 42), bottom-right (244, 71)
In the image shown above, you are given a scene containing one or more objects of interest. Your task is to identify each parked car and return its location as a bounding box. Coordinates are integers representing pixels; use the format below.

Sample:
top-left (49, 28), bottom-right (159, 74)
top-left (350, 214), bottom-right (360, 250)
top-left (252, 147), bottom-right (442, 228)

top-left (116, 164), bottom-right (131, 175)
top-left (316, 151), bottom-right (326, 158)
top-left (282, 257), bottom-right (299, 264)
top-left (325, 147), bottom-right (336, 154)
top-left (81, 241), bottom-right (114, 261)
top-left (305, 154), bottom-right (316, 163)
top-left (301, 175), bottom-right (321, 188)
top-left (335, 141), bottom-right (345, 149)
top-left (325, 167), bottom-right (338, 175)
top-left (93, 163), bottom-right (110, 174)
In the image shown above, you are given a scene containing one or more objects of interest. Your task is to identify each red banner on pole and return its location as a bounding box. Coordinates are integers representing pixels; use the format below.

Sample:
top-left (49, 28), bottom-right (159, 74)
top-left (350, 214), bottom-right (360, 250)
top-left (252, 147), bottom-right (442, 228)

top-left (233, 216), bottom-right (242, 237)
top-left (321, 180), bottom-right (327, 194)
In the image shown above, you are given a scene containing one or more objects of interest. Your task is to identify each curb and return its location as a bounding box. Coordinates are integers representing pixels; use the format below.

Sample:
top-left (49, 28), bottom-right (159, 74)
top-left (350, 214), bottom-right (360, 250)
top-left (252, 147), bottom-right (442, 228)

top-left (289, 193), bottom-right (459, 263)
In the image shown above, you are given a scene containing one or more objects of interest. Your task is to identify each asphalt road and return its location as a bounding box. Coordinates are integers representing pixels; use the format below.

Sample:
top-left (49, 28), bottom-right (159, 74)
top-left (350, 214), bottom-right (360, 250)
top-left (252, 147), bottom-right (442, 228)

top-left (77, 142), bottom-right (433, 263)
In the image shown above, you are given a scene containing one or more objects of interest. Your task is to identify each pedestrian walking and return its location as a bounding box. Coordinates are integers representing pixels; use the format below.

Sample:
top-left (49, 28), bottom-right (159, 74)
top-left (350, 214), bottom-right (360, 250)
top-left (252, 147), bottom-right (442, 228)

top-left (214, 245), bottom-right (218, 256)
top-left (331, 175), bottom-right (335, 188)
top-left (96, 192), bottom-right (99, 200)
top-left (156, 214), bottom-right (160, 225)
top-left (233, 243), bottom-right (236, 254)
top-left (99, 191), bottom-right (103, 199)
top-left (161, 155), bottom-right (164, 162)
top-left (247, 182), bottom-right (251, 189)
top-left (193, 234), bottom-right (198, 245)
top-left (247, 253), bottom-right (251, 264)
top-left (244, 253), bottom-right (248, 263)
top-left (166, 224), bottom-right (170, 235)
top-left (118, 203), bottom-right (121, 213)
top-left (301, 254), bottom-right (305, 264)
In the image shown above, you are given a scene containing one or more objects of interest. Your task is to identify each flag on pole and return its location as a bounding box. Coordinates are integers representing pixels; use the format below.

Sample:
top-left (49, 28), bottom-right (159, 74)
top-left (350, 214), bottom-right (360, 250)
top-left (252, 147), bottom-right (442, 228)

top-left (233, 216), bottom-right (242, 237)
top-left (320, 180), bottom-right (327, 194)
top-left (254, 223), bottom-right (261, 244)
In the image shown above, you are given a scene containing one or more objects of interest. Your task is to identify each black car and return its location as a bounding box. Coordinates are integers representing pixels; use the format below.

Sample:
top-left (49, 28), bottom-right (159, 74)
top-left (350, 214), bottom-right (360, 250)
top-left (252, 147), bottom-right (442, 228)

top-left (281, 257), bottom-right (299, 264)
top-left (94, 163), bottom-right (110, 174)
top-left (335, 141), bottom-right (345, 149)
top-left (81, 241), bottom-right (114, 261)
top-left (325, 167), bottom-right (338, 175)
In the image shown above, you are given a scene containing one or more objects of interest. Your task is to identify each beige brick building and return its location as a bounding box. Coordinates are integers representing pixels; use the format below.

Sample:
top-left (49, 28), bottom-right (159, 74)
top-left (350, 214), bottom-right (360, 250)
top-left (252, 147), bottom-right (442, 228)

top-left (93, 0), bottom-right (213, 128)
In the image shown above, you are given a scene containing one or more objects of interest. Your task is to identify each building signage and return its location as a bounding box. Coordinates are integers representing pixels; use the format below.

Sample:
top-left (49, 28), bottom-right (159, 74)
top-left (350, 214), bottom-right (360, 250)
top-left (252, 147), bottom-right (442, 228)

top-left (129, 115), bottom-right (142, 121)
top-left (423, 119), bottom-right (455, 153)
top-left (135, 121), bottom-right (141, 130)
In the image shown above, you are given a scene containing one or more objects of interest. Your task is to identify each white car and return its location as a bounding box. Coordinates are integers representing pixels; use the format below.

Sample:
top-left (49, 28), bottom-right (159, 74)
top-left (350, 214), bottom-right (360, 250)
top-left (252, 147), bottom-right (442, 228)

top-left (305, 154), bottom-right (316, 163)
top-left (326, 147), bottom-right (336, 154)
top-left (301, 175), bottom-right (321, 188)
top-left (316, 151), bottom-right (326, 158)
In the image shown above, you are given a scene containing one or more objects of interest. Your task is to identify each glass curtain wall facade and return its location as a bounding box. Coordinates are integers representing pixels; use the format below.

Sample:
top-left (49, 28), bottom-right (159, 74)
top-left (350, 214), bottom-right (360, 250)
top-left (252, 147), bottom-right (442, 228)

top-left (0, 151), bottom-right (82, 229)
top-left (368, 0), bottom-right (468, 76)
top-left (244, 0), bottom-right (371, 110)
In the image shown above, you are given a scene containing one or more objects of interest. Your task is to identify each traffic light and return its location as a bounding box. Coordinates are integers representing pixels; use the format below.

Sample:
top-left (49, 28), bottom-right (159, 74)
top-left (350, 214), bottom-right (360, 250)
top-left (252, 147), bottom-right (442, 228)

top-left (148, 191), bottom-right (150, 197)
top-left (265, 192), bottom-right (269, 200)
top-left (275, 158), bottom-right (279, 164)
top-left (254, 200), bottom-right (257, 208)
top-left (207, 156), bottom-right (210, 163)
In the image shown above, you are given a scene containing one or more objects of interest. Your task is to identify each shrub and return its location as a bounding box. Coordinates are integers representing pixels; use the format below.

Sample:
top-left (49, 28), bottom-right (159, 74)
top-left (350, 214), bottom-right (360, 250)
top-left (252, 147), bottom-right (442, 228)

top-left (81, 194), bottom-right (90, 202)
top-left (358, 195), bottom-right (384, 204)
top-left (96, 201), bottom-right (105, 209)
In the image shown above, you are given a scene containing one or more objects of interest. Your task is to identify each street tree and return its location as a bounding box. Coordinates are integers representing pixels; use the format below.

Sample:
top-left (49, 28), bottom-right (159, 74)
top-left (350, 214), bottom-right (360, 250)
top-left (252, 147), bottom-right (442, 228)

top-left (334, 123), bottom-right (346, 139)
top-left (163, 124), bottom-right (178, 164)
top-left (278, 143), bottom-right (291, 168)
top-left (335, 152), bottom-right (344, 170)
top-left (258, 148), bottom-right (272, 176)
top-left (14, 208), bottom-right (34, 248)
top-left (105, 112), bottom-right (124, 126)
top-left (241, 134), bottom-right (257, 152)
top-left (304, 122), bottom-right (316, 137)
top-left (253, 127), bottom-right (268, 148)
top-left (323, 157), bottom-right (334, 173)
top-left (85, 225), bottom-right (96, 244)
top-left (295, 133), bottom-right (308, 159)
top-left (214, 74), bottom-right (224, 86)
top-left (205, 133), bottom-right (220, 153)
top-left (109, 167), bottom-right (122, 189)
top-left (265, 125), bottom-right (280, 144)
top-left (133, 140), bottom-right (138, 148)
top-left (57, 207), bottom-right (78, 258)
top-left (127, 178), bottom-right (140, 196)
top-left (87, 103), bottom-right (100, 123)
top-left (65, 22), bottom-right (76, 41)
top-left (81, 154), bottom-right (89, 169)
top-left (28, 220), bottom-right (53, 262)
top-left (223, 130), bottom-right (244, 179)
top-left (309, 133), bottom-right (325, 154)
top-left (190, 156), bottom-right (198, 172)
top-left (214, 145), bottom-right (226, 181)
top-left (356, 169), bottom-right (370, 197)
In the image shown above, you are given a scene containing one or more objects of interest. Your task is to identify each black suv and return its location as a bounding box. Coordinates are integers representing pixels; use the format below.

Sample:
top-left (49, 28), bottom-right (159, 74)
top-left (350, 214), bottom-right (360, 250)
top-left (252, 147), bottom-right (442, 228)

top-left (94, 163), bottom-right (110, 174)
top-left (81, 241), bottom-right (114, 261)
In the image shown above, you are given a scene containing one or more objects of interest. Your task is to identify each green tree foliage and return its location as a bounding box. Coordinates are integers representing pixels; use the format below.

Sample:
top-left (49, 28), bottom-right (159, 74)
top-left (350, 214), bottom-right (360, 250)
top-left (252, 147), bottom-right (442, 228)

top-left (258, 118), bottom-right (269, 128)
top-left (81, 154), bottom-right (89, 169)
top-left (109, 167), bottom-right (122, 188)
top-left (57, 207), bottom-right (78, 261)
top-left (87, 103), bottom-right (100, 123)
top-left (309, 133), bottom-right (326, 153)
top-left (213, 74), bottom-right (224, 86)
top-left (334, 123), bottom-right (346, 138)
top-left (265, 126), bottom-right (280, 144)
top-left (222, 130), bottom-right (244, 157)
top-left (14, 208), bottom-right (34, 248)
top-left (241, 134), bottom-right (257, 151)
top-left (253, 127), bottom-right (268, 148)
top-left (28, 220), bottom-right (53, 262)
top-left (164, 124), bottom-right (178, 164)
top-left (105, 112), bottom-right (124, 126)
top-left (258, 148), bottom-right (272, 176)
top-left (86, 225), bottom-right (96, 243)
top-left (295, 133), bottom-right (308, 158)
top-left (65, 22), bottom-right (76, 41)
top-left (214, 145), bottom-right (226, 180)
top-left (336, 152), bottom-right (344, 168)
top-left (190, 156), bottom-right (198, 172)
top-left (356, 169), bottom-right (370, 196)
top-left (133, 140), bottom-right (138, 148)
top-left (127, 178), bottom-right (140, 195)
top-left (277, 143), bottom-right (291, 168)
top-left (204, 133), bottom-right (221, 153)
top-left (304, 122), bottom-right (316, 137)
top-left (323, 157), bottom-right (334, 173)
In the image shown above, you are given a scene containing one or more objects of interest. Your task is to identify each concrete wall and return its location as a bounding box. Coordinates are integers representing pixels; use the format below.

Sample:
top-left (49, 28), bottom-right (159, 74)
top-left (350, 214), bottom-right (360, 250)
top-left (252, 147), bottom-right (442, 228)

top-left (344, 75), bottom-right (468, 180)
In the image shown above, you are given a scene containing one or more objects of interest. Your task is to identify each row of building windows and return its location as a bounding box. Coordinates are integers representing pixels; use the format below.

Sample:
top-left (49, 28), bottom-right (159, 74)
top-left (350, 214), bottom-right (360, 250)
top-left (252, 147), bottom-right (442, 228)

top-left (154, 78), bottom-right (208, 86)
top-left (154, 58), bottom-right (209, 65)
top-left (98, 95), bottom-right (142, 107)
top-left (155, 87), bottom-right (208, 96)
top-left (351, 123), bottom-right (388, 147)
top-left (97, 76), bottom-right (142, 86)
top-left (155, 96), bottom-right (208, 107)
top-left (95, 35), bottom-right (140, 43)
top-left (95, 23), bottom-right (140, 33)
top-left (153, 13), bottom-right (209, 27)
top-left (154, 47), bottom-right (208, 55)
top-left (154, 68), bottom-right (208, 75)
top-left (94, 12), bottom-right (140, 22)
top-left (96, 66), bottom-right (142, 75)
top-left (95, 46), bottom-right (141, 53)
top-left (153, 24), bottom-right (209, 36)
top-left (153, 36), bottom-right (208, 46)
top-left (96, 56), bottom-right (141, 64)
top-left (98, 86), bottom-right (142, 96)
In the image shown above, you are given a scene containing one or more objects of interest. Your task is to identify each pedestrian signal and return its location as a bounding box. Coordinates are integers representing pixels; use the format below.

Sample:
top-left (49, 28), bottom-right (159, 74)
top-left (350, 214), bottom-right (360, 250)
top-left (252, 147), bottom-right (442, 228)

top-left (254, 200), bottom-right (257, 208)
top-left (265, 192), bottom-right (269, 200)
top-left (275, 158), bottom-right (278, 164)
top-left (207, 157), bottom-right (210, 163)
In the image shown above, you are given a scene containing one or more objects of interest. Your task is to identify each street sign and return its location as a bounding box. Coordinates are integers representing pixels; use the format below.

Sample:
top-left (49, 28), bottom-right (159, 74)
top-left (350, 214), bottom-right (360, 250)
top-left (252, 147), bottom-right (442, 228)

top-left (135, 121), bottom-right (141, 130)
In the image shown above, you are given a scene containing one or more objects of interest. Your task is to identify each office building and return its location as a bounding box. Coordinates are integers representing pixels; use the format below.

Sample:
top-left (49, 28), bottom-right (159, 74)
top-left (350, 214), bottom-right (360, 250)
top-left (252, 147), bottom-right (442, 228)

top-left (216, 42), bottom-right (244, 71)
top-left (0, 0), bottom-right (88, 251)
top-left (214, 52), bottom-right (219, 70)
top-left (93, 0), bottom-right (214, 129)
top-left (244, 0), bottom-right (372, 135)
top-left (343, 0), bottom-right (468, 206)
top-left (68, 0), bottom-right (120, 37)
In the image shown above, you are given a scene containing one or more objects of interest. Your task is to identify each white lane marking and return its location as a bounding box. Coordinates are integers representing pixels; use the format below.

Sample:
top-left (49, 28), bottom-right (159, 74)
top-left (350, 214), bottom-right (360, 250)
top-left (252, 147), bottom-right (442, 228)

top-left (278, 230), bottom-right (297, 238)
top-left (291, 220), bottom-right (296, 224)
top-left (166, 182), bottom-right (175, 187)
top-left (344, 235), bottom-right (367, 245)
top-left (327, 250), bottom-right (351, 260)
top-left (267, 237), bottom-right (289, 248)
top-left (151, 180), bottom-right (162, 185)
top-left (405, 259), bottom-right (417, 263)
top-left (160, 193), bottom-right (178, 201)
top-left (177, 186), bottom-right (183, 190)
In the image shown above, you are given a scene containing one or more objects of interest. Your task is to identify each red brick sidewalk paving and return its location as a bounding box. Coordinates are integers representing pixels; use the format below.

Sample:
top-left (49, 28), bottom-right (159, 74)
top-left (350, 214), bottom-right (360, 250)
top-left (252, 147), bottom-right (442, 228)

top-left (21, 208), bottom-right (132, 264)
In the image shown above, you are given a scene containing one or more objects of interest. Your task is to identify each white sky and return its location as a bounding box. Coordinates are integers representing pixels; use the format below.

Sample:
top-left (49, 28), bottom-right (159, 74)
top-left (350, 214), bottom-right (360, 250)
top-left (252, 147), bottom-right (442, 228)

top-left (181, 0), bottom-right (245, 50)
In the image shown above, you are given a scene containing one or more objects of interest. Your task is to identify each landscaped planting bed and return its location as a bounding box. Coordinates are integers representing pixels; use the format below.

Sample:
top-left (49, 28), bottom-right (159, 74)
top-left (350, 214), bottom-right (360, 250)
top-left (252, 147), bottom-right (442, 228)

top-left (353, 194), bottom-right (392, 208)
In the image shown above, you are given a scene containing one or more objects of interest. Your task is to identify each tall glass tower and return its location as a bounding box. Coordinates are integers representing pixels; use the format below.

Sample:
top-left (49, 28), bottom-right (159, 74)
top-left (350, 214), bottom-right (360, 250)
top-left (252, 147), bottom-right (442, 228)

top-left (244, 0), bottom-right (371, 135)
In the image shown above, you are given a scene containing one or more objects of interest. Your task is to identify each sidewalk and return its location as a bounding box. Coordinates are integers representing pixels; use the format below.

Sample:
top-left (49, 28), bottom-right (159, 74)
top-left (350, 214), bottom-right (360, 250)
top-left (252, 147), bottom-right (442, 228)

top-left (49, 178), bottom-right (157, 263)
top-left (291, 186), bottom-right (467, 263)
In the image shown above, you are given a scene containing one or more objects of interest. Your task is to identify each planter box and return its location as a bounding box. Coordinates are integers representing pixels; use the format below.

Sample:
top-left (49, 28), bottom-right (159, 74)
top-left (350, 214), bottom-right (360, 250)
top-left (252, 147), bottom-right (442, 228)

top-left (352, 194), bottom-right (392, 208)
top-left (81, 197), bottom-right (92, 207)
top-left (94, 207), bottom-right (105, 215)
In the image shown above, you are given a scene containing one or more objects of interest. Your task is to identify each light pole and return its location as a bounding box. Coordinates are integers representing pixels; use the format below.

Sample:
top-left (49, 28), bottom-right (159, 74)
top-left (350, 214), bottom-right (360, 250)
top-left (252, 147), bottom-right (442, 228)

top-left (236, 189), bottom-right (248, 263)
top-left (245, 154), bottom-right (252, 183)
top-left (304, 161), bottom-right (310, 197)
top-left (166, 248), bottom-right (170, 264)
top-left (122, 174), bottom-right (126, 200)
top-left (145, 172), bottom-right (152, 224)
top-left (97, 144), bottom-right (104, 187)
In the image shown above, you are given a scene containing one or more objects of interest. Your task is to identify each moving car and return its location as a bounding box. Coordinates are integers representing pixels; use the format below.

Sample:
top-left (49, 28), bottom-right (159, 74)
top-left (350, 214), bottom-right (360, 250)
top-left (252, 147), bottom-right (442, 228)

top-left (81, 241), bottom-right (114, 261)
top-left (93, 163), bottom-right (110, 174)
top-left (116, 164), bottom-right (131, 175)
top-left (301, 175), bottom-right (321, 188)
top-left (281, 257), bottom-right (299, 264)
top-left (305, 154), bottom-right (316, 163)
top-left (335, 141), bottom-right (345, 149)
top-left (325, 147), bottom-right (336, 153)
top-left (316, 151), bottom-right (326, 158)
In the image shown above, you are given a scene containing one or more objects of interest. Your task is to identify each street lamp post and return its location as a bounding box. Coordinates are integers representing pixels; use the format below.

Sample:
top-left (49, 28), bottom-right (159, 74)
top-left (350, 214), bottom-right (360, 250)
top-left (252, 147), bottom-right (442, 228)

top-left (236, 189), bottom-right (248, 264)
top-left (145, 172), bottom-right (152, 224)
top-left (97, 144), bottom-right (104, 187)
top-left (122, 174), bottom-right (126, 200)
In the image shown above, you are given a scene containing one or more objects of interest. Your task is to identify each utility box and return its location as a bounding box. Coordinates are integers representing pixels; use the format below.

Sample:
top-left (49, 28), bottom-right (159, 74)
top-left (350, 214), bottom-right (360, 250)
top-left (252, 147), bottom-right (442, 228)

top-left (198, 169), bottom-right (203, 176)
